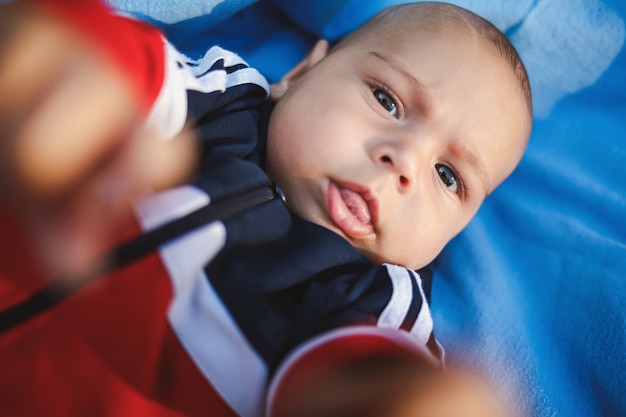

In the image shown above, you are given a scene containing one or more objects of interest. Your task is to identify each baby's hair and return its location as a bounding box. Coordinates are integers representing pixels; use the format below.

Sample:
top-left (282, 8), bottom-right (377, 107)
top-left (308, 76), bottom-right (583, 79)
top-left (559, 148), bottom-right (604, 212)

top-left (336, 2), bottom-right (532, 119)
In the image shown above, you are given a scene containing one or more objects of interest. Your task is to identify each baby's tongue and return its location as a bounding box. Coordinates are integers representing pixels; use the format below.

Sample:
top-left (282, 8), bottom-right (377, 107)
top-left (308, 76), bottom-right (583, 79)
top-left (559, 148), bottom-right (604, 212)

top-left (339, 188), bottom-right (371, 224)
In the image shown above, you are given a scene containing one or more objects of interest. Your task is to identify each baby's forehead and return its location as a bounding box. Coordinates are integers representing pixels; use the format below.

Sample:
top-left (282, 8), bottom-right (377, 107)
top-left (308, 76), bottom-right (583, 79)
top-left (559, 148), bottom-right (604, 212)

top-left (364, 6), bottom-right (531, 121)
top-left (358, 4), bottom-right (478, 39)
top-left (342, 9), bottom-right (491, 68)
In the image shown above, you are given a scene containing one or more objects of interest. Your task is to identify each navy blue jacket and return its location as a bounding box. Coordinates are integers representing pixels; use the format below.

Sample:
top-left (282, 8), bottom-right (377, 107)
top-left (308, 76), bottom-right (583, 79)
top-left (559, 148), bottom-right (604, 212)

top-left (151, 46), bottom-right (443, 369)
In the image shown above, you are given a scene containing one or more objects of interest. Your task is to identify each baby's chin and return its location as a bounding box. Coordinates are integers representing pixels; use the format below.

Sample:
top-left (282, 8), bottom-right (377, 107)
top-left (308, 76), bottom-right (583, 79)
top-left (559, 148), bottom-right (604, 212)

top-left (327, 224), bottom-right (430, 270)
top-left (344, 241), bottom-right (425, 271)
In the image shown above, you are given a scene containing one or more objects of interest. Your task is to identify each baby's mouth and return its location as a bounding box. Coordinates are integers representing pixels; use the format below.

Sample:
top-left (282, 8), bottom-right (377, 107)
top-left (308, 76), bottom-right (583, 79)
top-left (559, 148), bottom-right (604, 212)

top-left (326, 181), bottom-right (377, 238)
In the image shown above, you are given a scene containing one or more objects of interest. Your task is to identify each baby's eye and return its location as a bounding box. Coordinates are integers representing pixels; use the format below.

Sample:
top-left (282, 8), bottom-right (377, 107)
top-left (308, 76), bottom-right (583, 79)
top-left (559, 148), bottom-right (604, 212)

top-left (436, 164), bottom-right (459, 194)
top-left (373, 88), bottom-right (399, 118)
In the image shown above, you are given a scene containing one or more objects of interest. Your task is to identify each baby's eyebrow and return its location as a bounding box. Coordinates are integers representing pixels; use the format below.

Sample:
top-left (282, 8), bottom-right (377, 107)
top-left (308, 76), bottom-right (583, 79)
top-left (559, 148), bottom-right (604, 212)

top-left (459, 144), bottom-right (491, 200)
top-left (367, 51), bottom-right (433, 117)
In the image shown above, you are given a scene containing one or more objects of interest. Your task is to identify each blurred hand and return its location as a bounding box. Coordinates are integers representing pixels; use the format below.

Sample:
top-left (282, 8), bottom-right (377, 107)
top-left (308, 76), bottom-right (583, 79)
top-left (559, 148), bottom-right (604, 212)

top-left (0, 2), bottom-right (197, 279)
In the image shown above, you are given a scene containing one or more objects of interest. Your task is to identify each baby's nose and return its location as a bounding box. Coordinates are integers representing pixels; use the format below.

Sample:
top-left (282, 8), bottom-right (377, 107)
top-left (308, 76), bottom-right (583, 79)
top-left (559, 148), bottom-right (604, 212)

top-left (371, 141), bottom-right (420, 193)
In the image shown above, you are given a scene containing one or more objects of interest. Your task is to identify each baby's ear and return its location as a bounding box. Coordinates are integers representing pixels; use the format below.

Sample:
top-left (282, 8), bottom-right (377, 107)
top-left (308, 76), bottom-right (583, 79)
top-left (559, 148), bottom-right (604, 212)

top-left (270, 39), bottom-right (329, 102)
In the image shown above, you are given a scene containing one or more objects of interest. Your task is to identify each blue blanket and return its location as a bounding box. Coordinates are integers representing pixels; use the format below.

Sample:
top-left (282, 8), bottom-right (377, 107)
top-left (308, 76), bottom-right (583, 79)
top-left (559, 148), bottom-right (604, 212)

top-left (109, 1), bottom-right (626, 415)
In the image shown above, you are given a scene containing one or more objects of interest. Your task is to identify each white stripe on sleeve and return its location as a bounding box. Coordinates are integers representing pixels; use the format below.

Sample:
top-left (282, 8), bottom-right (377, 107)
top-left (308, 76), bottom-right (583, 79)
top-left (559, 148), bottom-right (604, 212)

top-left (377, 264), bottom-right (413, 329)
top-left (408, 269), bottom-right (434, 345)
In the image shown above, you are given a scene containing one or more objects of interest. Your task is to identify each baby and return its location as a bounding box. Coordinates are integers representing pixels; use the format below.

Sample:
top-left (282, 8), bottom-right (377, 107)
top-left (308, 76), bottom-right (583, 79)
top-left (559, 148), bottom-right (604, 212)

top-left (0, 1), bottom-right (530, 417)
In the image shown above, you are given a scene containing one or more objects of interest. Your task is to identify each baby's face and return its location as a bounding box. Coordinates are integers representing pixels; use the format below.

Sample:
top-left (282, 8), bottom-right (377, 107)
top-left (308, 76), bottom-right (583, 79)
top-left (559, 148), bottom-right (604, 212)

top-left (266, 26), bottom-right (530, 269)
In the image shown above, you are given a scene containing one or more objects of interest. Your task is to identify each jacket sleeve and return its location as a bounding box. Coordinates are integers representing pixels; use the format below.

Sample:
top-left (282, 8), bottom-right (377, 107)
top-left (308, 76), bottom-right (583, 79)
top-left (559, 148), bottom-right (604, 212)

top-left (286, 263), bottom-right (444, 364)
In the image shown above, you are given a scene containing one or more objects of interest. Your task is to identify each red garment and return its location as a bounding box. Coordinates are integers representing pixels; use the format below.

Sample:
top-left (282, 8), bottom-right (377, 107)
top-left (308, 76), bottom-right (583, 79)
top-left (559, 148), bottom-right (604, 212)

top-left (0, 207), bottom-right (239, 417)
top-left (2, 2), bottom-right (237, 416)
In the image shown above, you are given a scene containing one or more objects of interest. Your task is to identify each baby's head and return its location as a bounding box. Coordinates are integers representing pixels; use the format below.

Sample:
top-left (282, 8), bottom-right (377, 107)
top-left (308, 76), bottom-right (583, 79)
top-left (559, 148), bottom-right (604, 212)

top-left (267, 2), bottom-right (532, 269)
